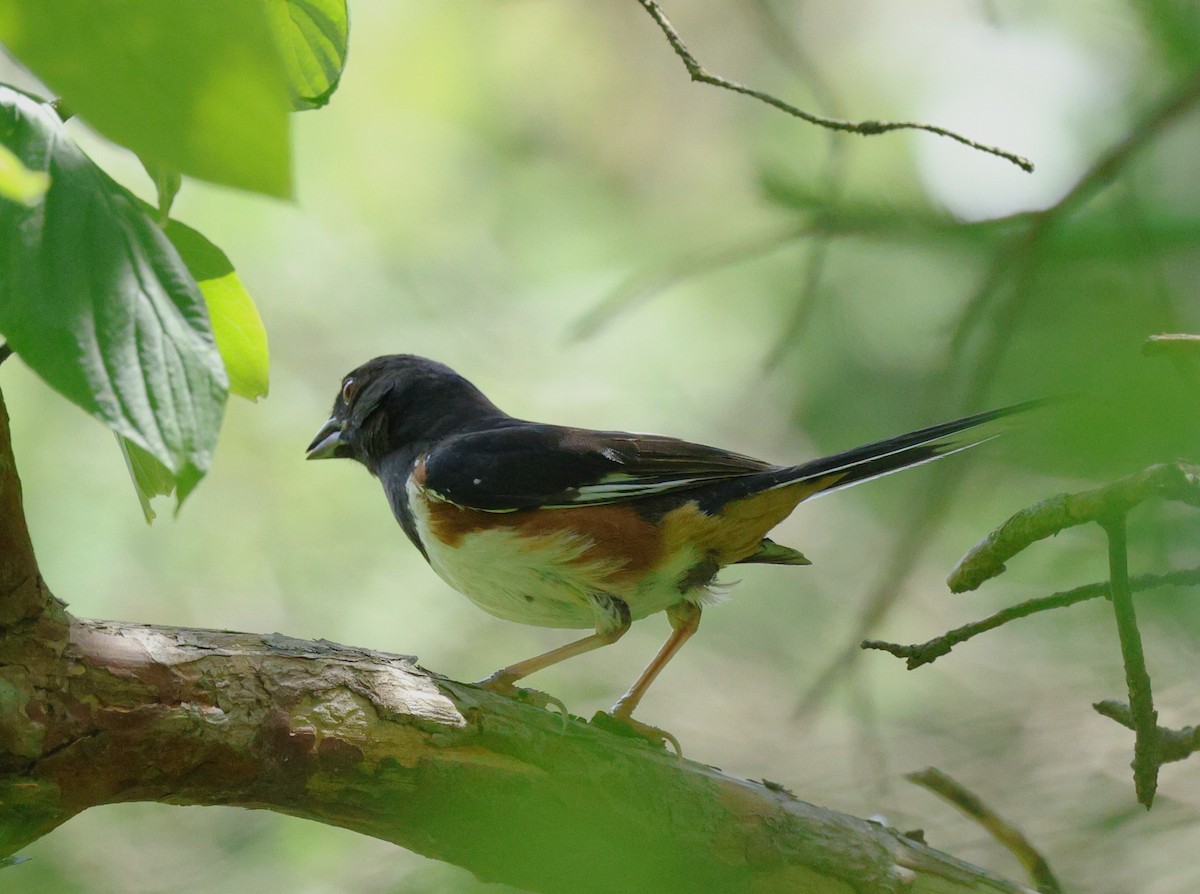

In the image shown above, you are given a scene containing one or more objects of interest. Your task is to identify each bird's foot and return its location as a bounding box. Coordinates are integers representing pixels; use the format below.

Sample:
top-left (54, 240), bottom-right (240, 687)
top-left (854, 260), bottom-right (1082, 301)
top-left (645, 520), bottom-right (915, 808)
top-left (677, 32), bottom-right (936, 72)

top-left (590, 710), bottom-right (682, 757)
top-left (475, 672), bottom-right (569, 726)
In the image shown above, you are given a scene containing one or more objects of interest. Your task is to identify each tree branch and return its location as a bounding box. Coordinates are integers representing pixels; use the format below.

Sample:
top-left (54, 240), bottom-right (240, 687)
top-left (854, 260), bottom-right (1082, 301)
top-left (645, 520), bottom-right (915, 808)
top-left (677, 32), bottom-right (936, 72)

top-left (907, 768), bottom-right (1062, 894)
top-left (863, 566), bottom-right (1200, 670)
top-left (0, 616), bottom-right (1037, 894)
top-left (0, 377), bottom-right (56, 630)
top-left (1100, 513), bottom-right (1159, 808)
top-left (948, 463), bottom-right (1200, 594)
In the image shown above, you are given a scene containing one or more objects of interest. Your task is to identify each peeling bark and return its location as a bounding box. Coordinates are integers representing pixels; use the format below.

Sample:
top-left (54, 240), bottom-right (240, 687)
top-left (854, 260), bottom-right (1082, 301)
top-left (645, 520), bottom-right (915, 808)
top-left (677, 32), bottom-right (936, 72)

top-left (1, 618), bottom-right (1035, 894)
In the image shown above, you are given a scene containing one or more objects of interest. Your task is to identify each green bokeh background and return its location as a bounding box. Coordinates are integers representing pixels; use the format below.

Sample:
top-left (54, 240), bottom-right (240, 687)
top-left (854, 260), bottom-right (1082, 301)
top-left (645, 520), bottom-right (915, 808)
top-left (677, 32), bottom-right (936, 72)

top-left (4, 1), bottom-right (1200, 891)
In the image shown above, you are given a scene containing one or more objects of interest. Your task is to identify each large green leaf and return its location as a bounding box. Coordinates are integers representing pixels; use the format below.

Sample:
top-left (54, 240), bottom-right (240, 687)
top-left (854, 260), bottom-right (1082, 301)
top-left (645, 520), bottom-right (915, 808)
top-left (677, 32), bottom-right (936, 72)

top-left (163, 218), bottom-right (270, 401)
top-left (0, 0), bottom-right (292, 197)
top-left (0, 141), bottom-right (47, 204)
top-left (0, 86), bottom-right (228, 507)
top-left (1131, 0), bottom-right (1200, 77)
top-left (267, 0), bottom-right (350, 110)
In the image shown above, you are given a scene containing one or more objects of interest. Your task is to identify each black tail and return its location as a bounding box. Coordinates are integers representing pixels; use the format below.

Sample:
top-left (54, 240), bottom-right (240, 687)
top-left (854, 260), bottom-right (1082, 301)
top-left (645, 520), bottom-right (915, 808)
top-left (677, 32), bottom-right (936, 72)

top-left (697, 399), bottom-right (1041, 512)
top-left (782, 399), bottom-right (1042, 498)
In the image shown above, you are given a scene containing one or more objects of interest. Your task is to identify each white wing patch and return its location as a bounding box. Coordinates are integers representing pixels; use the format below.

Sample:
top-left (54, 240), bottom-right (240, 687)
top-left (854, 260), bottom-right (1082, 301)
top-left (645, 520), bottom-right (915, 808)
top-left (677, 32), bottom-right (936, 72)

top-left (567, 472), bottom-right (710, 504)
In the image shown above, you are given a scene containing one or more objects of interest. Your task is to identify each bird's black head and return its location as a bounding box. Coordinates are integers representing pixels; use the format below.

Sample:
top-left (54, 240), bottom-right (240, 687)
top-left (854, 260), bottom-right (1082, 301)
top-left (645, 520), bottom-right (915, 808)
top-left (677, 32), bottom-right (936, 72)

top-left (306, 355), bottom-right (504, 472)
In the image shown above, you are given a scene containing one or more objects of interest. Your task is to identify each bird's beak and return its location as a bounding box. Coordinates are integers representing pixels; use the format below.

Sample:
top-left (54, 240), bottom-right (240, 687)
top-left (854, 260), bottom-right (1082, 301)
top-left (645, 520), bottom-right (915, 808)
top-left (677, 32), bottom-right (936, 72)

top-left (306, 417), bottom-right (344, 460)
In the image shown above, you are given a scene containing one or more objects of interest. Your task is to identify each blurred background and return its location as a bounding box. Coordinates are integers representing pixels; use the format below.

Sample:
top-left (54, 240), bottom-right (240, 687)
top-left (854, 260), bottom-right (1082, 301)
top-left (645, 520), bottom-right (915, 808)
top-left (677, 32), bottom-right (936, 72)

top-left (4, 0), bottom-right (1200, 891)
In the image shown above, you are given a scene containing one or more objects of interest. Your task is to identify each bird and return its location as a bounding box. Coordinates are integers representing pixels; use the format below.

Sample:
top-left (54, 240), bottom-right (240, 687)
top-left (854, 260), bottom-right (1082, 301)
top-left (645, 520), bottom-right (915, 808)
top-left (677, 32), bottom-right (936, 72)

top-left (307, 354), bottom-right (1030, 748)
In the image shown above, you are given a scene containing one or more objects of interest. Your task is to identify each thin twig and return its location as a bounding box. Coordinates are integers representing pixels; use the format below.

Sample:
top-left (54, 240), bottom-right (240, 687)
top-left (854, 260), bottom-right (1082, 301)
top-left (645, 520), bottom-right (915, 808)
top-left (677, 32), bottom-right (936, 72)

top-left (635, 0), bottom-right (1033, 171)
top-left (746, 0), bottom-right (850, 369)
top-left (1094, 701), bottom-right (1200, 764)
top-left (907, 768), bottom-right (1063, 894)
top-left (1101, 514), bottom-right (1159, 808)
top-left (763, 237), bottom-right (831, 370)
top-left (794, 470), bottom-right (963, 718)
top-left (570, 225), bottom-right (807, 339)
top-left (862, 566), bottom-right (1200, 669)
top-left (949, 463), bottom-right (1200, 593)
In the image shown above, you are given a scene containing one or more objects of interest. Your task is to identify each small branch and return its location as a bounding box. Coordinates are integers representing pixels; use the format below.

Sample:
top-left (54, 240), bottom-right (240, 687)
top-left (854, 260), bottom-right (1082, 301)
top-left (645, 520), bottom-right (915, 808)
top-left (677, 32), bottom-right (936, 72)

top-left (907, 767), bottom-right (1063, 894)
top-left (634, 0), bottom-right (1033, 172)
top-left (1100, 514), bottom-right (1159, 808)
top-left (0, 382), bottom-right (57, 629)
top-left (571, 224), bottom-right (806, 339)
top-left (1094, 701), bottom-right (1200, 764)
top-left (795, 462), bottom-right (966, 718)
top-left (746, 0), bottom-right (850, 370)
top-left (863, 567), bottom-right (1200, 669)
top-left (949, 463), bottom-right (1200, 593)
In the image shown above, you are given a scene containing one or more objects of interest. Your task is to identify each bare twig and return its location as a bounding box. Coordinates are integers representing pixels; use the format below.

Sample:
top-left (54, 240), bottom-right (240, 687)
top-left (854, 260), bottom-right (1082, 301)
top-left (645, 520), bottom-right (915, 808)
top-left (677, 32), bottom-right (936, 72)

top-left (863, 566), bottom-right (1200, 669)
top-left (635, 0), bottom-right (1033, 171)
top-left (0, 383), bottom-right (56, 629)
top-left (795, 470), bottom-right (963, 718)
top-left (1094, 701), bottom-right (1200, 764)
top-left (894, 462), bottom-right (1200, 807)
top-left (570, 224), bottom-right (807, 339)
top-left (1100, 514), bottom-right (1159, 808)
top-left (949, 463), bottom-right (1200, 593)
top-left (746, 0), bottom-right (850, 369)
top-left (907, 767), bottom-right (1063, 894)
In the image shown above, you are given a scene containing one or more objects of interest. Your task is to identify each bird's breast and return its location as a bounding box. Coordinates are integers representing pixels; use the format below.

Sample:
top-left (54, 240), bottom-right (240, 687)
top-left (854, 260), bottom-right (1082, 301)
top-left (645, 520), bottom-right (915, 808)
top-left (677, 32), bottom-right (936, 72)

top-left (404, 474), bottom-right (712, 628)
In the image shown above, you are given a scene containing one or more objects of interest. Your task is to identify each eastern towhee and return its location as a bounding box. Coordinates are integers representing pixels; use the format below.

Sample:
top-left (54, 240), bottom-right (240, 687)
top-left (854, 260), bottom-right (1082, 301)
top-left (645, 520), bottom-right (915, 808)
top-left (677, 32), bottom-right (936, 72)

top-left (308, 355), bottom-right (1030, 747)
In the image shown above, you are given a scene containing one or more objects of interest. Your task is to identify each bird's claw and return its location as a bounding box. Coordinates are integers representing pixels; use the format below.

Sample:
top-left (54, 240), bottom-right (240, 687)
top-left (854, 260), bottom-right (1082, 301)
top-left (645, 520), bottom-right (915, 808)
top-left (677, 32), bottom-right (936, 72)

top-left (475, 674), bottom-right (569, 728)
top-left (590, 710), bottom-right (683, 756)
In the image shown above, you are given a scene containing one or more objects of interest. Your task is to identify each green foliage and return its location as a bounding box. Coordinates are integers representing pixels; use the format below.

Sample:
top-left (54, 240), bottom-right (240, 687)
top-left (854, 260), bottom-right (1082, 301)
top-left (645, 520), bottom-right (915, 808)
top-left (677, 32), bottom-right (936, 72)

top-left (1131, 0), bottom-right (1200, 76)
top-left (0, 0), bottom-right (345, 513)
top-left (266, 0), bottom-right (351, 111)
top-left (0, 87), bottom-right (228, 506)
top-left (0, 0), bottom-right (293, 197)
top-left (0, 141), bottom-right (46, 204)
top-left (161, 218), bottom-right (270, 403)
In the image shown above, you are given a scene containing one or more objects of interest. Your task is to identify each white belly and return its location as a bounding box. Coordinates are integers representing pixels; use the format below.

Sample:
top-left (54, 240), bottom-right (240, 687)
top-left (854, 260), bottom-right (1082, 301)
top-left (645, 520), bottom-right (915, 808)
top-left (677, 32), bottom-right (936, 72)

top-left (406, 479), bottom-right (699, 628)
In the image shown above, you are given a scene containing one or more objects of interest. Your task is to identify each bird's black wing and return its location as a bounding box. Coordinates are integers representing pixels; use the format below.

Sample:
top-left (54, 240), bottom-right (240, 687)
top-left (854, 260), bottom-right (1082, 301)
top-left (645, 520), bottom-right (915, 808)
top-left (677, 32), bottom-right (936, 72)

top-left (419, 422), bottom-right (775, 511)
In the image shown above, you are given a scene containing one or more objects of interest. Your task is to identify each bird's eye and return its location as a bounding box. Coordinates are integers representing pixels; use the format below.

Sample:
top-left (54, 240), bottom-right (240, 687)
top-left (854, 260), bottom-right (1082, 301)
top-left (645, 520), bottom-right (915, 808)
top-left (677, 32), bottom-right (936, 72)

top-left (341, 377), bottom-right (358, 403)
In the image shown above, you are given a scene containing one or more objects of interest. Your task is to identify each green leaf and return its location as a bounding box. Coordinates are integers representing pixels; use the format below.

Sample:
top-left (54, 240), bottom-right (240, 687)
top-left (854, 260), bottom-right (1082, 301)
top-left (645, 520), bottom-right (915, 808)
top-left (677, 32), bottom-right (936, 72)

top-left (266, 0), bottom-right (350, 111)
top-left (0, 140), bottom-right (47, 204)
top-left (117, 435), bottom-right (175, 522)
top-left (1131, 0), bottom-right (1200, 77)
top-left (0, 86), bottom-right (228, 511)
top-left (0, 0), bottom-right (292, 197)
top-left (139, 156), bottom-right (182, 224)
top-left (162, 218), bottom-right (270, 401)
